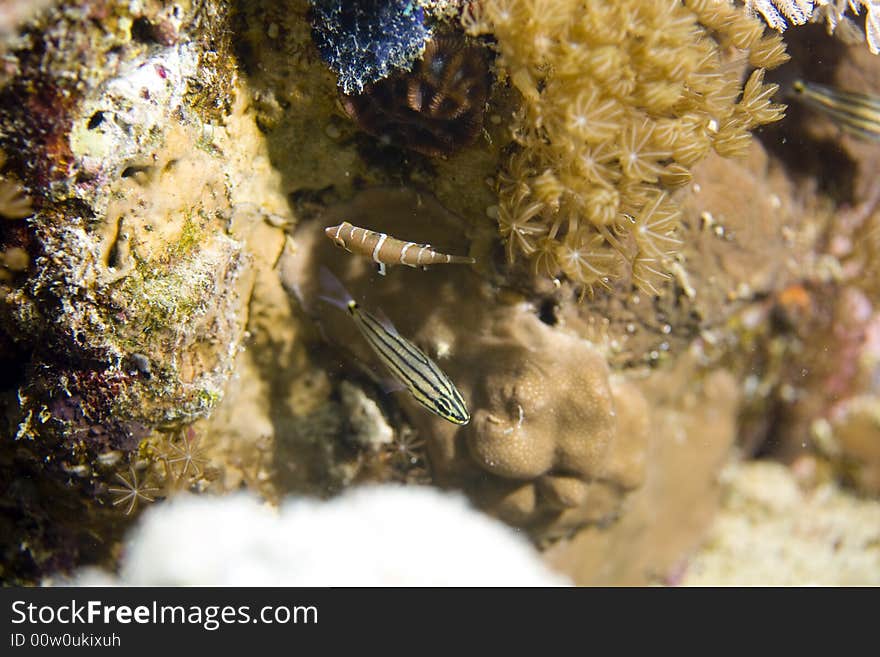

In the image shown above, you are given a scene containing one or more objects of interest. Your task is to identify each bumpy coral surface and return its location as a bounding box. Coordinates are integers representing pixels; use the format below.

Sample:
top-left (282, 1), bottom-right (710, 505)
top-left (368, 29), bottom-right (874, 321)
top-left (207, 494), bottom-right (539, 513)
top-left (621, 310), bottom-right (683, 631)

top-left (448, 319), bottom-right (651, 538)
top-left (545, 356), bottom-right (740, 584)
top-left (464, 0), bottom-right (788, 295)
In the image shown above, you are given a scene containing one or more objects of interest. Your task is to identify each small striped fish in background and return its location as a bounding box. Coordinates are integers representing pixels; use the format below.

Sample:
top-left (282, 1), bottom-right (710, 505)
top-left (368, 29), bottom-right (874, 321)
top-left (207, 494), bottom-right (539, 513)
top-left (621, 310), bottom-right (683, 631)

top-left (318, 267), bottom-right (470, 426)
top-left (791, 79), bottom-right (880, 141)
top-left (324, 221), bottom-right (476, 275)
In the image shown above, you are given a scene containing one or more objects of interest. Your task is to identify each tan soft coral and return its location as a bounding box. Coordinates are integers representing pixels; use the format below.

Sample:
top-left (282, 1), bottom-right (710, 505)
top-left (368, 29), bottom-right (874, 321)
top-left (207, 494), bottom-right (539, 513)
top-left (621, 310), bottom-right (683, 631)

top-left (463, 0), bottom-right (788, 295)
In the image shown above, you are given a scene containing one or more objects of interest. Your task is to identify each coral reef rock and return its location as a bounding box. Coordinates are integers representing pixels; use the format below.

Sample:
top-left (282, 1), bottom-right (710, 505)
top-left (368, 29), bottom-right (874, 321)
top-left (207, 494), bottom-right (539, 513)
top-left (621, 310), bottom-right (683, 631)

top-left (0, 3), bottom-right (253, 452)
top-left (6, 0), bottom-right (877, 589)
top-left (681, 461), bottom-right (880, 585)
top-left (725, 28), bottom-right (880, 491)
top-left (0, 0), bottom-right (291, 582)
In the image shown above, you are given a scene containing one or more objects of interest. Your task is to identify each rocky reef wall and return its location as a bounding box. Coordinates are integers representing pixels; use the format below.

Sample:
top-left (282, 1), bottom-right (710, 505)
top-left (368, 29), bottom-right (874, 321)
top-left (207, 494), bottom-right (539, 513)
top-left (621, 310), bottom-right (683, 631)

top-left (1, 0), bottom-right (879, 585)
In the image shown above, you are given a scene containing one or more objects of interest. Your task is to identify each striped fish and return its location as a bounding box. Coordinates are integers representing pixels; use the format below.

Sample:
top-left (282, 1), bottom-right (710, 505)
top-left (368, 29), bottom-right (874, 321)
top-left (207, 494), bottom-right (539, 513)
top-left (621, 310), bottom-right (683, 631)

top-left (318, 267), bottom-right (470, 425)
top-left (791, 79), bottom-right (880, 141)
top-left (324, 221), bottom-right (475, 275)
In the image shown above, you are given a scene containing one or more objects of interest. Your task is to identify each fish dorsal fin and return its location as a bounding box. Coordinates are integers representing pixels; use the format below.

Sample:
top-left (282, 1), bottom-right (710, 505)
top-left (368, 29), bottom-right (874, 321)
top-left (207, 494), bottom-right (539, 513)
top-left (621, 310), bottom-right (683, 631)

top-left (372, 306), bottom-right (399, 335)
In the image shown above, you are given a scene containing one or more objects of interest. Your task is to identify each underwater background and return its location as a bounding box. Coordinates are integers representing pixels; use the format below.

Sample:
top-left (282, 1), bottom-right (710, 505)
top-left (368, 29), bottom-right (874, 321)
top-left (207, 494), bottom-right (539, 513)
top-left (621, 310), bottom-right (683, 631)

top-left (1, 0), bottom-right (879, 585)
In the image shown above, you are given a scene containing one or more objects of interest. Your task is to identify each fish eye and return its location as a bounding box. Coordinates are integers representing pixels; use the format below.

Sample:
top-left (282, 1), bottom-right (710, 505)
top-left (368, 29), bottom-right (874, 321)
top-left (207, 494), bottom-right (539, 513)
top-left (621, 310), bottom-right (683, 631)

top-left (434, 397), bottom-right (452, 416)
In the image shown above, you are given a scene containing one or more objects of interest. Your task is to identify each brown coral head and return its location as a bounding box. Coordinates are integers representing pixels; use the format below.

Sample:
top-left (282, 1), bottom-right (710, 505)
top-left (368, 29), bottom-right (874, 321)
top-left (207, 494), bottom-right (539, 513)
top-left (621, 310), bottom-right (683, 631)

top-left (340, 34), bottom-right (491, 157)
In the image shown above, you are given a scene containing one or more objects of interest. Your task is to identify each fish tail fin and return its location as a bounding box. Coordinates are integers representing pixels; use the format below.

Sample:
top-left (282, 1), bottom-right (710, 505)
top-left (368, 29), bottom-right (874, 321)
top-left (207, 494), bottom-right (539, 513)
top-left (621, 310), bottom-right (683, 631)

top-left (448, 255), bottom-right (476, 265)
top-left (318, 266), bottom-right (355, 312)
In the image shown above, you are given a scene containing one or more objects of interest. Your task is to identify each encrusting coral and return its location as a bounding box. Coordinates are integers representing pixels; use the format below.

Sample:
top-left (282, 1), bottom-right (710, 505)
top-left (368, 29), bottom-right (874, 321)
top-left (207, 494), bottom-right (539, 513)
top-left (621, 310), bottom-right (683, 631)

top-left (738, 196), bottom-right (880, 494)
top-left (450, 314), bottom-right (651, 538)
top-left (544, 356), bottom-right (741, 584)
top-left (0, 0), bottom-right (293, 581)
top-left (463, 0), bottom-right (788, 296)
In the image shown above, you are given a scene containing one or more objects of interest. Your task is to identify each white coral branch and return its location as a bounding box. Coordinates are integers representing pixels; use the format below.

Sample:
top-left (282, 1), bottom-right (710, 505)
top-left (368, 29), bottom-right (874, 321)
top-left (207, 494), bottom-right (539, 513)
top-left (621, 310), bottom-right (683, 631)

top-left (861, 0), bottom-right (880, 53)
top-left (744, 0), bottom-right (880, 54)
top-left (745, 0), bottom-right (814, 29)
